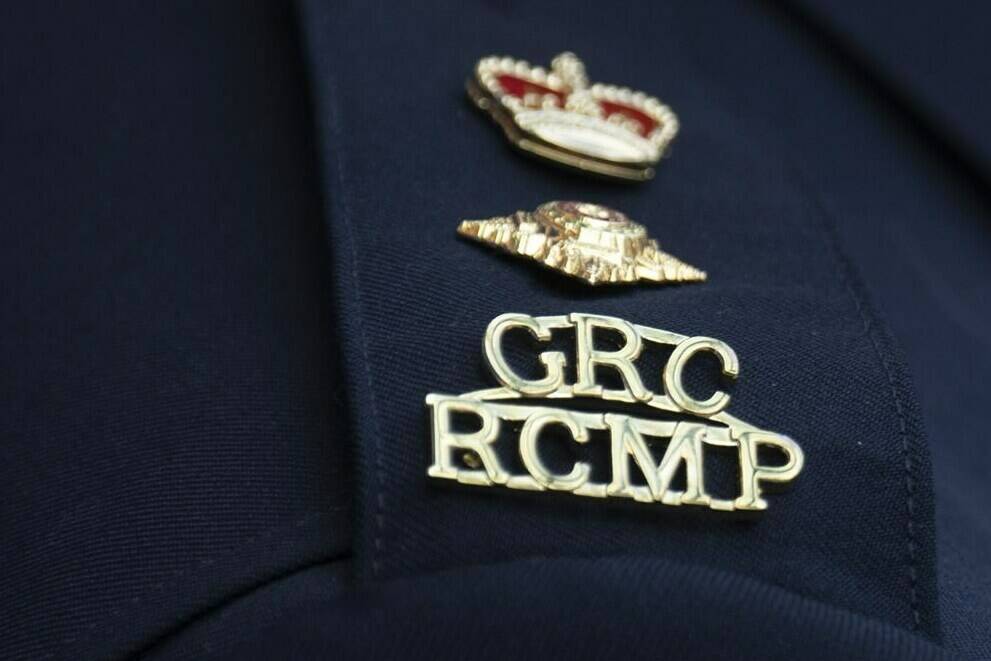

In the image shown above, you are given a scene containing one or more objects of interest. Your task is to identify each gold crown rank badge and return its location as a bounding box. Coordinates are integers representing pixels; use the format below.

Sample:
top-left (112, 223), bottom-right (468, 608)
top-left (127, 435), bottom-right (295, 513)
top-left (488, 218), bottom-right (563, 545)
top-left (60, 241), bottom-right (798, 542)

top-left (459, 201), bottom-right (705, 286)
top-left (468, 53), bottom-right (679, 181)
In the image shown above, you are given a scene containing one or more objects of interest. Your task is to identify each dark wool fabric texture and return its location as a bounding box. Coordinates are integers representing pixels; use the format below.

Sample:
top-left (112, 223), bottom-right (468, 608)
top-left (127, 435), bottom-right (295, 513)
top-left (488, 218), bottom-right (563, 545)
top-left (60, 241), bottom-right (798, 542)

top-left (305, 0), bottom-right (942, 626)
top-left (1, 1), bottom-right (989, 660)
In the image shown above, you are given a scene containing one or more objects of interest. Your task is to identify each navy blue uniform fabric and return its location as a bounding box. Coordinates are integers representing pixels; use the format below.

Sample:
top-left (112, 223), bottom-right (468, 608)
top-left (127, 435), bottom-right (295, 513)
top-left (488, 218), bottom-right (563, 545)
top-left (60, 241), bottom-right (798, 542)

top-left (148, 557), bottom-right (954, 661)
top-left (0, 1), bottom-right (988, 659)
top-left (0, 2), bottom-right (350, 658)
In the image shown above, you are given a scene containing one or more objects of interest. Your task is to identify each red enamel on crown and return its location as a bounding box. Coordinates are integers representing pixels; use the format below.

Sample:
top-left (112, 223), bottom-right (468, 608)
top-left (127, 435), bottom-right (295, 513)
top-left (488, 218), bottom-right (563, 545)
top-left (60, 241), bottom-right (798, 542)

top-left (468, 53), bottom-right (679, 180)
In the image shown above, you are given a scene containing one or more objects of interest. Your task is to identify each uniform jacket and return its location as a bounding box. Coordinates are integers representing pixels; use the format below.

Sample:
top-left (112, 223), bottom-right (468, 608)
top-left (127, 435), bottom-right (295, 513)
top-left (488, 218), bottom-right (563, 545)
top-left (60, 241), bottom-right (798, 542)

top-left (1, 1), bottom-right (989, 659)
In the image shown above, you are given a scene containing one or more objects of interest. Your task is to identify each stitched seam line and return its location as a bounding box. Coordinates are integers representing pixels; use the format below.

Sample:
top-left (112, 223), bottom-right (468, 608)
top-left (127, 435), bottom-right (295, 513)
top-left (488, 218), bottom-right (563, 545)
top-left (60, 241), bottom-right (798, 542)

top-left (833, 237), bottom-right (921, 630)
top-left (634, 34), bottom-right (928, 628)
top-left (799, 183), bottom-right (923, 630)
top-left (750, 2), bottom-right (934, 633)
top-left (324, 74), bottom-right (388, 578)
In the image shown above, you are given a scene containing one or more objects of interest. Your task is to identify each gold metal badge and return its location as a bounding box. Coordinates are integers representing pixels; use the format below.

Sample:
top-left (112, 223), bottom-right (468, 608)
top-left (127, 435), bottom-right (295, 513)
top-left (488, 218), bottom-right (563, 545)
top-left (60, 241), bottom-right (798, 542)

top-left (458, 201), bottom-right (705, 285)
top-left (427, 313), bottom-right (804, 512)
top-left (468, 52), bottom-right (678, 181)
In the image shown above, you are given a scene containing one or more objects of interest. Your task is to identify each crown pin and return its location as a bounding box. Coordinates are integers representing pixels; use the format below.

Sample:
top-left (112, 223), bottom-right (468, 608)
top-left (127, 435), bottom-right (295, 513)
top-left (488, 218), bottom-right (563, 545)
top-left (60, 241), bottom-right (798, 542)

top-left (468, 53), bottom-right (679, 181)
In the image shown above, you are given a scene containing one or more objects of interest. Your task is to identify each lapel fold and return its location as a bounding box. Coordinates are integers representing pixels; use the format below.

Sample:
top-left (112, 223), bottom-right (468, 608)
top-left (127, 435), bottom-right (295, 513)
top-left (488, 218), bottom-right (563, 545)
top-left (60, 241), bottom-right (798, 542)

top-left (295, 0), bottom-right (939, 638)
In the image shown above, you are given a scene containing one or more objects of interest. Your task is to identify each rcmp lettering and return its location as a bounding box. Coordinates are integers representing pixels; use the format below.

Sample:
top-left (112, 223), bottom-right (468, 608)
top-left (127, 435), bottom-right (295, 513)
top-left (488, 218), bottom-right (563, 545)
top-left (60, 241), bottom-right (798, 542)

top-left (426, 313), bottom-right (804, 512)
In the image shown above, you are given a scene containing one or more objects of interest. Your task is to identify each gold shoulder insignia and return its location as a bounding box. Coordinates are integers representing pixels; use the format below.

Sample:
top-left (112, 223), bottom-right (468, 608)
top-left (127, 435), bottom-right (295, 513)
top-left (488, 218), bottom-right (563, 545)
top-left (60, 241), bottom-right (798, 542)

top-left (427, 313), bottom-right (804, 512)
top-left (468, 52), bottom-right (679, 181)
top-left (458, 201), bottom-right (705, 286)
